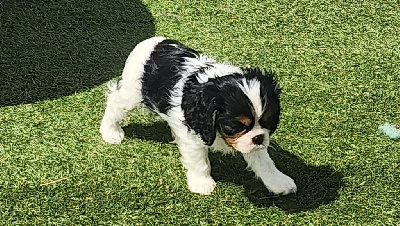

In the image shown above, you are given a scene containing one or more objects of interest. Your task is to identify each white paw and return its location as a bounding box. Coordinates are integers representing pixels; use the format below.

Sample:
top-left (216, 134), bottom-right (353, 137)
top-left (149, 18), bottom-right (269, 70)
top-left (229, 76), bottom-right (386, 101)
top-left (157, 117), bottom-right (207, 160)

top-left (265, 172), bottom-right (297, 196)
top-left (100, 124), bottom-right (125, 144)
top-left (187, 176), bottom-right (216, 195)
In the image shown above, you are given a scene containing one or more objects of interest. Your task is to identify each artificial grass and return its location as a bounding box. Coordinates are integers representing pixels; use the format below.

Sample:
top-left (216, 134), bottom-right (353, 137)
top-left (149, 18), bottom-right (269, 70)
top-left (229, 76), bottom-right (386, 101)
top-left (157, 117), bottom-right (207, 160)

top-left (1, 0), bottom-right (154, 106)
top-left (1, 0), bottom-right (399, 224)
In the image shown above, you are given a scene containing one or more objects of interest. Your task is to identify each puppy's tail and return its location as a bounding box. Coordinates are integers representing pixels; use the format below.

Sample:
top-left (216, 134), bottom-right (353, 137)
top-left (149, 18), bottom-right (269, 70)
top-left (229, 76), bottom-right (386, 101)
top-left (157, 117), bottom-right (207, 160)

top-left (106, 79), bottom-right (120, 96)
top-left (103, 79), bottom-right (125, 111)
top-left (104, 77), bottom-right (142, 111)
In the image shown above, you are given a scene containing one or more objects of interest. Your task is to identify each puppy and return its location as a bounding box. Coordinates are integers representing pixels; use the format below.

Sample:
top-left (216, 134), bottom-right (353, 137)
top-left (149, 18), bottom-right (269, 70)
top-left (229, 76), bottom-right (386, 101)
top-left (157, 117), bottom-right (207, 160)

top-left (100, 37), bottom-right (297, 195)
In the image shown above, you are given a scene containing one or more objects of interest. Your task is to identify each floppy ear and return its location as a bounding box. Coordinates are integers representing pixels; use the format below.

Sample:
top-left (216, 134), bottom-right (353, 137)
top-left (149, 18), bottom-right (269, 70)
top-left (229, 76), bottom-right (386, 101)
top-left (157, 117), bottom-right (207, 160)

top-left (197, 95), bottom-right (219, 145)
top-left (260, 97), bottom-right (280, 133)
top-left (261, 84), bottom-right (281, 133)
top-left (182, 82), bottom-right (219, 146)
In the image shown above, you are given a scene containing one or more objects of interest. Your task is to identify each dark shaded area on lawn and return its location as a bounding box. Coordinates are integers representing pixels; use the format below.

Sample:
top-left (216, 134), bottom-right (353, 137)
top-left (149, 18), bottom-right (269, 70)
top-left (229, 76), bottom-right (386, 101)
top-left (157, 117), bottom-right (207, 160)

top-left (124, 121), bottom-right (174, 143)
top-left (126, 121), bottom-right (343, 212)
top-left (0, 0), bottom-right (155, 106)
top-left (210, 141), bottom-right (343, 212)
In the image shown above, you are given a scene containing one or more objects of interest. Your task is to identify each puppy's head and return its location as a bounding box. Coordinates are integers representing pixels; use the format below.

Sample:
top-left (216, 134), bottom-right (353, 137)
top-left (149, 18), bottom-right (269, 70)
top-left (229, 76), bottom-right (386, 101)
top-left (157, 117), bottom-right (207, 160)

top-left (215, 69), bottom-right (280, 153)
top-left (184, 68), bottom-right (281, 153)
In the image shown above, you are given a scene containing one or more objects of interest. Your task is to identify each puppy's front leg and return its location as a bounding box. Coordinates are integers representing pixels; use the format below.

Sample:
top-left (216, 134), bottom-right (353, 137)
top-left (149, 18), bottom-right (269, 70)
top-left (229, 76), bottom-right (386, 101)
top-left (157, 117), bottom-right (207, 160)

top-left (177, 143), bottom-right (216, 195)
top-left (242, 148), bottom-right (297, 195)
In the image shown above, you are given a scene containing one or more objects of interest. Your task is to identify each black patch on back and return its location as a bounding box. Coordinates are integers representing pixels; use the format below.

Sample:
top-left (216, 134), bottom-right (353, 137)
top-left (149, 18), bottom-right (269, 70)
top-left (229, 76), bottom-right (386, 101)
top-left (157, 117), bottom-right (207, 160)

top-left (141, 39), bottom-right (200, 113)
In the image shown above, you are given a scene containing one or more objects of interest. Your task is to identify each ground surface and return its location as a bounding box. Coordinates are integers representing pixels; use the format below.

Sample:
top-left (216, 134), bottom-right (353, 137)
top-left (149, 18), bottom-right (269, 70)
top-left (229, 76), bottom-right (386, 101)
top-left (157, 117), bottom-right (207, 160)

top-left (1, 0), bottom-right (399, 224)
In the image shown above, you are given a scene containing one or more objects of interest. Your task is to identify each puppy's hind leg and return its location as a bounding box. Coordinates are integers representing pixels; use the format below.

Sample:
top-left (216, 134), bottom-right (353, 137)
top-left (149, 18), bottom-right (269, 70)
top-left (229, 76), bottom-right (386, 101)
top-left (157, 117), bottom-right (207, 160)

top-left (100, 80), bottom-right (142, 144)
top-left (100, 37), bottom-right (165, 144)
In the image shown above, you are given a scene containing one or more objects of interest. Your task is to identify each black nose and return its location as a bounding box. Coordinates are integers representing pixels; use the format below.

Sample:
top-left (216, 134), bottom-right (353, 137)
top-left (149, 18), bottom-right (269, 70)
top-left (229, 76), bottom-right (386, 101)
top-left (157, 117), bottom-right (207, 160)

top-left (252, 135), bottom-right (264, 145)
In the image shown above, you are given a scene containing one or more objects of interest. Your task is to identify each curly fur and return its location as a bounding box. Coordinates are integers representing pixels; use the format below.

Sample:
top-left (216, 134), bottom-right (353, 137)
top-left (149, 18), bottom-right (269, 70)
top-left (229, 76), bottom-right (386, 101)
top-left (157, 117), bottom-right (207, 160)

top-left (100, 37), bottom-right (297, 195)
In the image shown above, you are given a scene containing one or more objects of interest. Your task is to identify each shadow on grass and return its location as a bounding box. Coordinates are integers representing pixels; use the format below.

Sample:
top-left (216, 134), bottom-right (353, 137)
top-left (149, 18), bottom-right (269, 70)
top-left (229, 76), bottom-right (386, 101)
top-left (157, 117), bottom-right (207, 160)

top-left (210, 141), bottom-right (343, 212)
top-left (1, 0), bottom-right (154, 107)
top-left (123, 121), bottom-right (174, 143)
top-left (125, 121), bottom-right (343, 212)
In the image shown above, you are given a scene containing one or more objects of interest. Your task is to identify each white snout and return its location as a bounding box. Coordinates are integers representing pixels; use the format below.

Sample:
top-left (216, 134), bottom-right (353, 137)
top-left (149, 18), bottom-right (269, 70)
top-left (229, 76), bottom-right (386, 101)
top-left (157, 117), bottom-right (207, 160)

top-left (233, 128), bottom-right (270, 153)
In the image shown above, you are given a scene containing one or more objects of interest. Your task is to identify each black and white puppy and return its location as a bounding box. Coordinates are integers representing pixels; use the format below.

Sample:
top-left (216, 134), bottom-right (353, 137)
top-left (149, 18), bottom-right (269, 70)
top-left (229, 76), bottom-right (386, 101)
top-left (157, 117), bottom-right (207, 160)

top-left (100, 37), bottom-right (297, 195)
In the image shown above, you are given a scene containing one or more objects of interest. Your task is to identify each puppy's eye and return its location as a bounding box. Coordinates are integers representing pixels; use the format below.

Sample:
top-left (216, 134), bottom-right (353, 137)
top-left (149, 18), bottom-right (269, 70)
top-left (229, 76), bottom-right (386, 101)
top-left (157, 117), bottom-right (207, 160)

top-left (260, 98), bottom-right (280, 132)
top-left (259, 113), bottom-right (279, 132)
top-left (220, 121), bottom-right (246, 136)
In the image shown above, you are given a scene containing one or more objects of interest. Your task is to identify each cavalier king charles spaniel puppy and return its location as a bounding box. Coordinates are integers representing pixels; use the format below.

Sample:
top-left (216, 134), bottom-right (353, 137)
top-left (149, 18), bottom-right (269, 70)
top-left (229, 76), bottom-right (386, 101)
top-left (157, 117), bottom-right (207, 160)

top-left (100, 37), bottom-right (297, 195)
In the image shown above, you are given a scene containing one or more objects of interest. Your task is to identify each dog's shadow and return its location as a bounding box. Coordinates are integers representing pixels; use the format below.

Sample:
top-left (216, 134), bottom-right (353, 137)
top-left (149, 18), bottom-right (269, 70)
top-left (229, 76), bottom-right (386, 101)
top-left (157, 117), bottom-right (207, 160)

top-left (124, 121), bottom-right (343, 212)
top-left (123, 121), bottom-right (174, 143)
top-left (210, 143), bottom-right (343, 212)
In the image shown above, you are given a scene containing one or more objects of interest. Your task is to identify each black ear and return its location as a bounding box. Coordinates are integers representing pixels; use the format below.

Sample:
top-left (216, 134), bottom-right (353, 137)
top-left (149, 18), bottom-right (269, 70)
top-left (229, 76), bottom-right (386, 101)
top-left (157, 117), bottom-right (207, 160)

top-left (274, 82), bottom-right (281, 97)
top-left (182, 82), bottom-right (219, 146)
top-left (196, 95), bottom-right (218, 145)
top-left (260, 97), bottom-right (280, 133)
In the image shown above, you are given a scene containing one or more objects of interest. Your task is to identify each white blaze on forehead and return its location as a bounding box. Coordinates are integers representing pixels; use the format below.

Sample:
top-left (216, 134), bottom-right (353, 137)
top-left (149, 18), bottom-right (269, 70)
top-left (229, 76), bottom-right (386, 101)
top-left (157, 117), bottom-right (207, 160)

top-left (238, 78), bottom-right (263, 119)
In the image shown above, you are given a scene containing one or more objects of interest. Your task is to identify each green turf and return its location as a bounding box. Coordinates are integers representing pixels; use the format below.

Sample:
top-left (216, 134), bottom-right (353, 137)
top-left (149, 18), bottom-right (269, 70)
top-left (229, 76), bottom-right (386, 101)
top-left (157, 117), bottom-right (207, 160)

top-left (1, 0), bottom-right (399, 224)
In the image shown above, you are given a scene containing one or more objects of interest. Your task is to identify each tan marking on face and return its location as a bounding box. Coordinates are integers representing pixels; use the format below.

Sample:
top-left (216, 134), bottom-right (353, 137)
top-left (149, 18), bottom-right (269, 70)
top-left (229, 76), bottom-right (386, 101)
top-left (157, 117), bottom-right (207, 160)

top-left (236, 115), bottom-right (252, 127)
top-left (222, 131), bottom-right (246, 148)
top-left (222, 127), bottom-right (268, 153)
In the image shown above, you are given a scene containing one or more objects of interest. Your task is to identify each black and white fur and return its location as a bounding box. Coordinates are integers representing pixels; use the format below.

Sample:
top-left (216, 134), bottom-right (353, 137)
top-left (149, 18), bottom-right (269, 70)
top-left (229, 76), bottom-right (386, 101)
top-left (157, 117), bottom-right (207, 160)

top-left (100, 37), bottom-right (297, 195)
